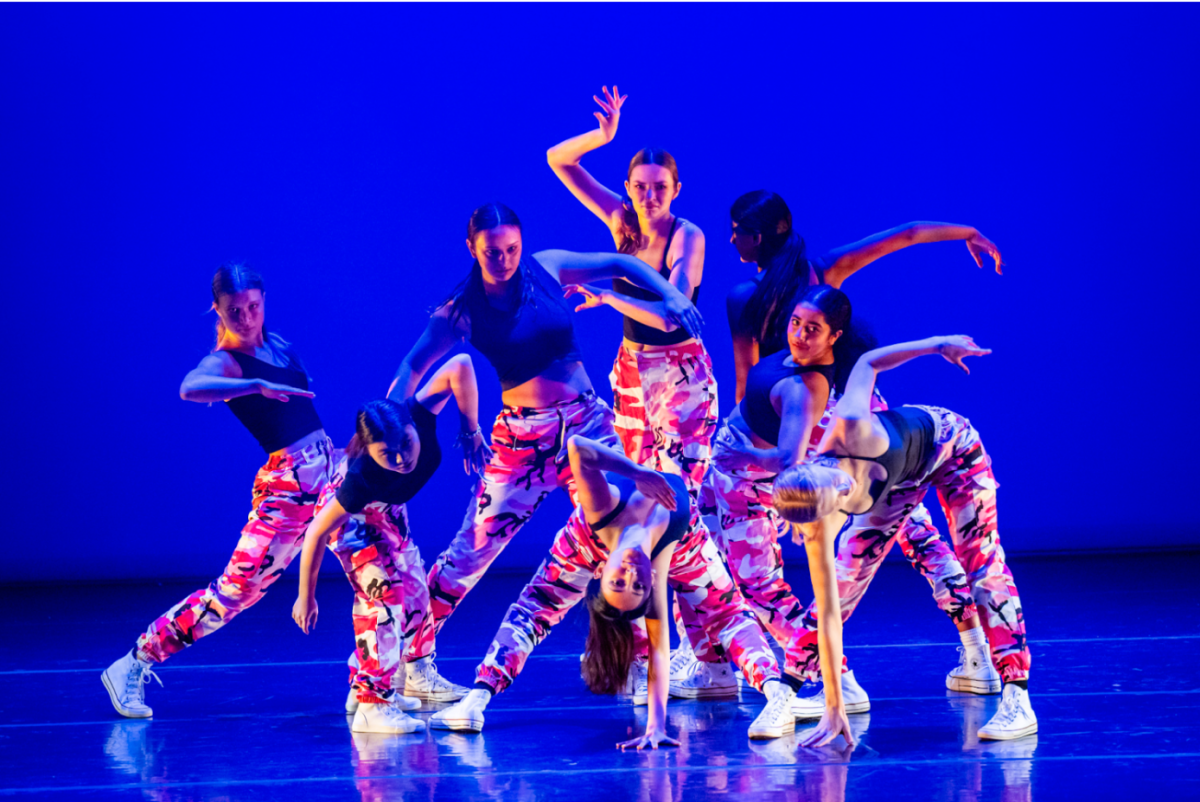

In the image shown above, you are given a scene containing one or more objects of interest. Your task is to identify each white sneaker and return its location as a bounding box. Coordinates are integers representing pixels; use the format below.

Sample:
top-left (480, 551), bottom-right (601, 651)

top-left (946, 646), bottom-right (1002, 695)
top-left (404, 655), bottom-right (469, 702)
top-left (101, 651), bottom-right (162, 719)
top-left (670, 659), bottom-right (739, 699)
top-left (351, 702), bottom-right (426, 734)
top-left (978, 684), bottom-right (1037, 740)
top-left (629, 660), bottom-right (648, 706)
top-left (346, 687), bottom-right (420, 714)
top-left (669, 640), bottom-right (697, 682)
top-left (430, 689), bottom-right (489, 733)
top-left (791, 670), bottom-right (870, 720)
top-left (748, 683), bottom-right (797, 740)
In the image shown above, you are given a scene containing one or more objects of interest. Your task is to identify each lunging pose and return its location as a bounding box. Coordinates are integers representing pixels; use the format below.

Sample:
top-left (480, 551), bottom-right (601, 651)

top-left (429, 436), bottom-right (800, 746)
top-left (387, 203), bottom-right (702, 697)
top-left (773, 336), bottom-right (1035, 745)
top-left (292, 354), bottom-right (489, 733)
top-left (102, 264), bottom-right (335, 719)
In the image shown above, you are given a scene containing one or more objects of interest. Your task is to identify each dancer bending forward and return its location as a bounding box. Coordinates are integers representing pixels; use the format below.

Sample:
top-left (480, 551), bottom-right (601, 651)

top-left (292, 355), bottom-right (489, 734)
top-left (773, 336), bottom-right (1035, 745)
top-left (429, 436), bottom-right (801, 746)
top-left (102, 264), bottom-right (334, 718)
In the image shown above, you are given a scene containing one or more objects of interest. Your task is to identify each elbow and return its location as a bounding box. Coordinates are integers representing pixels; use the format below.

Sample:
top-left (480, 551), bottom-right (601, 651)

top-left (179, 382), bottom-right (196, 402)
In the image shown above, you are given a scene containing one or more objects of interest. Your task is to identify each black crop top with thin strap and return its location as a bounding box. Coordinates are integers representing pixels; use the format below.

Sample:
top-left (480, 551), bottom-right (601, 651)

top-left (740, 351), bottom-right (835, 445)
top-left (588, 472), bottom-right (691, 559)
top-left (461, 256), bottom-right (585, 391)
top-left (822, 406), bottom-right (936, 512)
top-left (225, 351), bottom-right (324, 454)
top-left (610, 217), bottom-right (700, 347)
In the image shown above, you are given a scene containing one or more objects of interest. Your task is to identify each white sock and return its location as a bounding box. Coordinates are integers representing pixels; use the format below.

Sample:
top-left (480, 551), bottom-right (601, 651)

top-left (959, 626), bottom-right (988, 657)
top-left (765, 680), bottom-right (795, 702)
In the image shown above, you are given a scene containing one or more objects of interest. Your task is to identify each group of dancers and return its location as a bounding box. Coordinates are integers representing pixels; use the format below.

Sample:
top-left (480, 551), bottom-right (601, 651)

top-left (100, 87), bottom-right (1036, 751)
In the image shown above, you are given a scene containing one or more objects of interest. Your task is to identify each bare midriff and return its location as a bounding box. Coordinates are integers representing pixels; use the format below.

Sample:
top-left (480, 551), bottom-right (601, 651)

top-left (500, 360), bottom-right (595, 410)
top-left (271, 428), bottom-right (328, 457)
top-left (621, 336), bottom-right (698, 353)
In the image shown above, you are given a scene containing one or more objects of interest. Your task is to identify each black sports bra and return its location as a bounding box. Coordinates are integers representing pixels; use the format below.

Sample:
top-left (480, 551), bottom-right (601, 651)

top-left (587, 473), bottom-right (690, 559)
top-left (740, 351), bottom-right (835, 445)
top-left (611, 217), bottom-right (700, 346)
top-left (822, 407), bottom-right (936, 514)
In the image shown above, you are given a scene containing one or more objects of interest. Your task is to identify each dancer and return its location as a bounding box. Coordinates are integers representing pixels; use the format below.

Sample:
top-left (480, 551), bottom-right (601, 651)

top-left (102, 264), bottom-right (334, 719)
top-left (428, 435), bottom-right (800, 746)
top-left (547, 86), bottom-right (716, 496)
top-left (772, 336), bottom-right (1035, 745)
top-left (292, 355), bottom-right (490, 733)
top-left (387, 203), bottom-right (702, 697)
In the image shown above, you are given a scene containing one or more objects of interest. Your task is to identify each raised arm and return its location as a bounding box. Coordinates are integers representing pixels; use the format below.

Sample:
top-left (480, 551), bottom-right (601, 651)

top-left (414, 353), bottom-right (493, 475)
top-left (837, 335), bottom-right (992, 421)
top-left (566, 435), bottom-right (677, 522)
top-left (821, 222), bottom-right (1004, 289)
top-left (534, 250), bottom-right (703, 339)
top-left (180, 351), bottom-right (315, 404)
top-left (546, 86), bottom-right (628, 228)
top-left (292, 498), bottom-right (350, 634)
top-left (387, 304), bottom-right (465, 404)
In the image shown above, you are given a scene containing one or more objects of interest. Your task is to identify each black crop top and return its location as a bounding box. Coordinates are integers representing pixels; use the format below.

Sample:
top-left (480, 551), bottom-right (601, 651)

top-left (461, 257), bottom-right (585, 391)
top-left (823, 406), bottom-right (936, 512)
top-left (610, 218), bottom-right (700, 347)
top-left (335, 398), bottom-right (441, 514)
top-left (740, 351), bottom-right (835, 445)
top-left (225, 351), bottom-right (323, 454)
top-left (588, 472), bottom-right (690, 559)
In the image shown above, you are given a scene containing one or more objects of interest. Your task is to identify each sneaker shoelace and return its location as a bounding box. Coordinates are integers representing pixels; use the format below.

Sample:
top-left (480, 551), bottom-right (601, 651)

top-left (759, 692), bottom-right (791, 724)
top-left (127, 663), bottom-right (162, 703)
top-left (992, 692), bottom-right (1022, 727)
top-left (670, 647), bottom-right (695, 676)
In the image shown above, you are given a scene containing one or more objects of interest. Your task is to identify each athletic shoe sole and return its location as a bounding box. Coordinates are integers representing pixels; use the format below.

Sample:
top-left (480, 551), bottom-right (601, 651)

top-left (978, 722), bottom-right (1038, 741)
top-left (748, 719), bottom-right (796, 740)
top-left (430, 715), bottom-right (484, 733)
top-left (403, 686), bottom-right (467, 703)
top-left (351, 720), bottom-right (426, 735)
top-left (946, 675), bottom-right (1002, 695)
top-left (669, 684), bottom-right (739, 699)
top-left (101, 672), bottom-right (152, 719)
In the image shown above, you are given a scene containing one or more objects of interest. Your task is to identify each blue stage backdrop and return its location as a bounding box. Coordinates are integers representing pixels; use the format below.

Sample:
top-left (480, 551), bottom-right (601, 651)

top-left (2, 4), bottom-right (1197, 581)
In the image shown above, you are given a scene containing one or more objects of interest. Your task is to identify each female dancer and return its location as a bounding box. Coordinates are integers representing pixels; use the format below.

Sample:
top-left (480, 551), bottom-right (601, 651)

top-left (292, 355), bottom-right (489, 733)
top-left (547, 86), bottom-right (716, 497)
top-left (101, 264), bottom-right (334, 719)
top-left (772, 336), bottom-right (1035, 745)
top-left (387, 203), bottom-right (702, 698)
top-left (428, 435), bottom-right (800, 746)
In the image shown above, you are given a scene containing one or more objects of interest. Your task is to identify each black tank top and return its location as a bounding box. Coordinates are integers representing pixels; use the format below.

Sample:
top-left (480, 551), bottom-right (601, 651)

top-left (740, 351), bottom-right (835, 445)
top-left (610, 218), bottom-right (700, 346)
top-left (462, 256), bottom-right (585, 391)
top-left (823, 406), bottom-right (936, 512)
top-left (588, 473), bottom-right (690, 559)
top-left (225, 350), bottom-right (324, 454)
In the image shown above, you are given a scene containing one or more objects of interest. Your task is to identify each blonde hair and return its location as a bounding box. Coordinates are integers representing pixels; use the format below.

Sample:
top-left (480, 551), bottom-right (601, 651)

top-left (772, 464), bottom-right (840, 524)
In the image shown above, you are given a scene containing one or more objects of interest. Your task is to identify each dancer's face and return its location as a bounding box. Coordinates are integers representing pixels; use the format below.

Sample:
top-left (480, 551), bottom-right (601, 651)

top-left (601, 546), bottom-right (652, 613)
top-left (468, 225), bottom-right (523, 284)
top-left (730, 219), bottom-right (761, 263)
top-left (367, 424), bottom-right (420, 474)
top-left (625, 164), bottom-right (680, 222)
top-left (788, 303), bottom-right (841, 363)
top-left (214, 289), bottom-right (265, 343)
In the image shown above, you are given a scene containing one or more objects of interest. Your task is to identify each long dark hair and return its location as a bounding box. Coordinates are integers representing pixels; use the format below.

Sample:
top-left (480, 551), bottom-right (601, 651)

top-left (618, 148), bottom-right (680, 255)
top-left (794, 285), bottom-right (877, 394)
top-left (346, 398), bottom-right (414, 460)
top-left (732, 191), bottom-right (811, 349)
top-left (443, 203), bottom-right (535, 326)
top-left (210, 262), bottom-right (300, 371)
top-left (581, 594), bottom-right (643, 695)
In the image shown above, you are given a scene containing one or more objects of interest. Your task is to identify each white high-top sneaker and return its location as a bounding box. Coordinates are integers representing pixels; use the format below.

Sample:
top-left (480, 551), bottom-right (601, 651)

top-left (351, 701), bottom-right (426, 734)
top-left (791, 670), bottom-right (871, 720)
top-left (629, 660), bottom-right (649, 705)
top-left (669, 639), bottom-right (698, 682)
top-left (404, 655), bottom-right (469, 702)
top-left (748, 682), bottom-right (797, 740)
top-left (978, 684), bottom-right (1037, 740)
top-left (946, 645), bottom-right (1002, 694)
top-left (669, 659), bottom-right (739, 699)
top-left (101, 651), bottom-right (162, 719)
top-left (346, 687), bottom-right (421, 714)
top-left (430, 688), bottom-right (490, 733)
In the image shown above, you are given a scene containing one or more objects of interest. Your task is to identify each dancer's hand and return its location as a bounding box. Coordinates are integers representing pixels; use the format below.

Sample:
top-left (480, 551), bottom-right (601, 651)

top-left (617, 728), bottom-right (679, 751)
top-left (634, 467), bottom-right (677, 511)
top-left (715, 425), bottom-right (756, 467)
top-left (965, 230), bottom-right (1004, 274)
top-left (799, 706), bottom-right (856, 748)
top-left (292, 595), bottom-right (318, 633)
top-left (461, 429), bottom-right (493, 476)
top-left (593, 85), bottom-right (627, 144)
top-left (936, 336), bottom-right (992, 375)
top-left (663, 292), bottom-right (704, 340)
top-left (259, 381), bottom-right (315, 403)
top-left (563, 283), bottom-right (608, 312)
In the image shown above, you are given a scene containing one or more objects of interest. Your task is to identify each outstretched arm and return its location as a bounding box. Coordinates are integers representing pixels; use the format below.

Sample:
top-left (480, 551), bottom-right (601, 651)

top-left (567, 435), bottom-right (677, 522)
top-left (292, 498), bottom-right (350, 634)
top-left (546, 86), bottom-right (628, 228)
top-left (415, 354), bottom-right (493, 475)
top-left (630, 553), bottom-right (676, 750)
top-left (180, 352), bottom-right (315, 404)
top-left (822, 222), bottom-right (1004, 289)
top-left (387, 304), bottom-right (464, 404)
top-left (838, 335), bottom-right (992, 421)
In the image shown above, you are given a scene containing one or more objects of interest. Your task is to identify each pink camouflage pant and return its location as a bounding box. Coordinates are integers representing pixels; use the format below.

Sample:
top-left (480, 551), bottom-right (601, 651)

top-left (609, 341), bottom-right (719, 498)
top-left (318, 461), bottom-right (431, 704)
top-left (136, 437), bottom-right (335, 663)
top-left (794, 406), bottom-right (1030, 683)
top-left (474, 498), bottom-right (781, 695)
top-left (408, 391), bottom-right (620, 660)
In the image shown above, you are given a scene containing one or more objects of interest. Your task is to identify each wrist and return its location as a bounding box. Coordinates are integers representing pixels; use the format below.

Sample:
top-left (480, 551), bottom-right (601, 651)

top-left (253, 379), bottom-right (268, 394)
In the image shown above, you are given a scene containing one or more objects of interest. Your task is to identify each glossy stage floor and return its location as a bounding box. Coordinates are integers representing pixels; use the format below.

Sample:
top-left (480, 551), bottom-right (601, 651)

top-left (2, 552), bottom-right (1197, 801)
